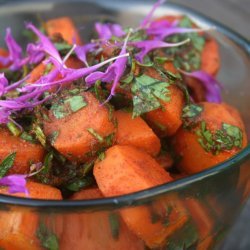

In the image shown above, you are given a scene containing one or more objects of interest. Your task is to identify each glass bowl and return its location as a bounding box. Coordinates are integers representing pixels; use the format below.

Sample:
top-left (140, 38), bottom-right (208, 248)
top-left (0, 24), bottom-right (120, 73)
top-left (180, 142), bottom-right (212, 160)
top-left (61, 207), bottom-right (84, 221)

top-left (0, 1), bottom-right (249, 249)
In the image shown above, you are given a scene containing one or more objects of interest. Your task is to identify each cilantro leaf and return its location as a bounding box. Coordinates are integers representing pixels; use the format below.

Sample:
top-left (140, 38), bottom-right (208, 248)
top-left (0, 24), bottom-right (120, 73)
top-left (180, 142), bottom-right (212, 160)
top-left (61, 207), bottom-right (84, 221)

top-left (131, 74), bottom-right (170, 117)
top-left (0, 152), bottom-right (16, 178)
top-left (36, 222), bottom-right (59, 250)
top-left (182, 104), bottom-right (203, 128)
top-left (197, 121), bottom-right (243, 154)
top-left (65, 95), bottom-right (87, 112)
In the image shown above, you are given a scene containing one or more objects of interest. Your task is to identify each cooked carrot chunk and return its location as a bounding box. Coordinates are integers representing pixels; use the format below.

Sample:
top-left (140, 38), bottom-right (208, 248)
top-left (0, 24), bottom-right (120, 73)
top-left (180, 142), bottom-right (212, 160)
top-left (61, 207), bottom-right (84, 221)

top-left (115, 110), bottom-right (161, 156)
top-left (94, 145), bottom-right (188, 248)
top-left (43, 92), bottom-right (115, 162)
top-left (146, 84), bottom-right (185, 137)
top-left (172, 102), bottom-right (248, 174)
top-left (0, 182), bottom-right (62, 250)
top-left (0, 128), bottom-right (45, 174)
top-left (60, 188), bottom-right (144, 250)
top-left (45, 17), bottom-right (82, 45)
top-left (184, 198), bottom-right (214, 249)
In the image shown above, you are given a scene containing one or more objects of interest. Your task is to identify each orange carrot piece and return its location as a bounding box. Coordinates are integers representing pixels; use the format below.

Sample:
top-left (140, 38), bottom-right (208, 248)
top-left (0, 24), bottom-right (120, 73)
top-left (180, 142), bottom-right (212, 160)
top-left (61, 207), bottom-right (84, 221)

top-left (184, 198), bottom-right (214, 249)
top-left (115, 110), bottom-right (161, 156)
top-left (0, 48), bottom-right (10, 69)
top-left (43, 92), bottom-right (115, 162)
top-left (0, 128), bottom-right (45, 174)
top-left (94, 145), bottom-right (171, 196)
top-left (0, 182), bottom-right (62, 250)
top-left (45, 17), bottom-right (82, 45)
top-left (172, 102), bottom-right (248, 174)
top-left (146, 84), bottom-right (185, 137)
top-left (60, 187), bottom-right (144, 250)
top-left (94, 145), bottom-right (188, 248)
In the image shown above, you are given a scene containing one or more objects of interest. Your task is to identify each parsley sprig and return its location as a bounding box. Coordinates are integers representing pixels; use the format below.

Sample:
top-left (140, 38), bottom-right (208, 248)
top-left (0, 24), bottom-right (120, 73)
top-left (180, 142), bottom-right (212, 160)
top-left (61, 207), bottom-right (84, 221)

top-left (197, 121), bottom-right (243, 154)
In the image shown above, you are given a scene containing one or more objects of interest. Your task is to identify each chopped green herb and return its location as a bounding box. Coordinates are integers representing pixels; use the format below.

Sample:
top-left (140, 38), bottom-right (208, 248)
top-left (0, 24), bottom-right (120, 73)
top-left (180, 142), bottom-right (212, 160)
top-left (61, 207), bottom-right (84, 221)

top-left (87, 128), bottom-right (104, 143)
top-left (54, 42), bottom-right (72, 52)
top-left (109, 213), bottom-right (120, 240)
top-left (7, 122), bottom-right (22, 136)
top-left (162, 205), bottom-right (173, 227)
top-left (66, 176), bottom-right (94, 192)
top-left (131, 74), bottom-right (170, 117)
top-left (104, 133), bottom-right (115, 147)
top-left (37, 152), bottom-right (53, 184)
top-left (65, 95), bottom-right (87, 112)
top-left (36, 222), bottom-right (59, 250)
top-left (20, 131), bottom-right (37, 143)
top-left (182, 104), bottom-right (203, 128)
top-left (51, 102), bottom-right (68, 119)
top-left (33, 125), bottom-right (46, 147)
top-left (83, 161), bottom-right (94, 175)
top-left (0, 152), bottom-right (16, 178)
top-left (196, 121), bottom-right (243, 154)
top-left (48, 131), bottom-right (59, 145)
top-left (98, 152), bottom-right (106, 161)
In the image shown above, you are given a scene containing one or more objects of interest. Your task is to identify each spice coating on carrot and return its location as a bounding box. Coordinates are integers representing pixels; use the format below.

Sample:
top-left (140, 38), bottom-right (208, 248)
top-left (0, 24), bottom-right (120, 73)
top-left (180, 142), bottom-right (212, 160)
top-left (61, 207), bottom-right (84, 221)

top-left (43, 92), bottom-right (115, 162)
top-left (60, 187), bottom-right (144, 250)
top-left (115, 110), bottom-right (161, 156)
top-left (0, 128), bottom-right (45, 174)
top-left (172, 102), bottom-right (247, 174)
top-left (146, 84), bottom-right (185, 137)
top-left (0, 182), bottom-right (62, 250)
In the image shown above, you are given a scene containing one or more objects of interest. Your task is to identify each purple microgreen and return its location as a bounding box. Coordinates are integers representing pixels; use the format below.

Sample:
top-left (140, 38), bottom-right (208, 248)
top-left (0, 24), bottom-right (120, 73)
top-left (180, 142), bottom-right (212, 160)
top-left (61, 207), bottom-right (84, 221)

top-left (179, 69), bottom-right (222, 103)
top-left (0, 28), bottom-right (26, 70)
top-left (86, 31), bottom-right (131, 102)
top-left (131, 38), bottom-right (190, 62)
top-left (140, 0), bottom-right (166, 29)
top-left (147, 25), bottom-right (214, 40)
top-left (0, 174), bottom-right (29, 196)
top-left (0, 163), bottom-right (43, 196)
top-left (26, 43), bottom-right (45, 64)
top-left (0, 73), bottom-right (8, 96)
top-left (95, 22), bottom-right (125, 40)
top-left (26, 23), bottom-right (63, 66)
top-left (27, 53), bottom-right (129, 89)
top-left (75, 43), bottom-right (99, 67)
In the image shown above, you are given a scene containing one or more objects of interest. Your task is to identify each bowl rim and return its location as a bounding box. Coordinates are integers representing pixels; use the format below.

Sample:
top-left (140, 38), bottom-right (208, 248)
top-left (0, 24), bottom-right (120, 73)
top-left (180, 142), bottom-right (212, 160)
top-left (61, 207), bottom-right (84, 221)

top-left (0, 0), bottom-right (249, 210)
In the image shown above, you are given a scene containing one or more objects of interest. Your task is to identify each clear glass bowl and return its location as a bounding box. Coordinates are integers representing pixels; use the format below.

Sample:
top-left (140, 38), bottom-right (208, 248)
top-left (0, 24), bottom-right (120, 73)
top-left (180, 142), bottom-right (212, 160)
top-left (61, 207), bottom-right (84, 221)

top-left (0, 1), bottom-right (249, 249)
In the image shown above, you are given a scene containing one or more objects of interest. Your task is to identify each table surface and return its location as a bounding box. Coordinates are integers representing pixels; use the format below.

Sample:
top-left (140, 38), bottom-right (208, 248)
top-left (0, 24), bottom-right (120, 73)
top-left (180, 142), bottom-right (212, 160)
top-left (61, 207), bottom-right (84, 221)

top-left (168, 1), bottom-right (250, 249)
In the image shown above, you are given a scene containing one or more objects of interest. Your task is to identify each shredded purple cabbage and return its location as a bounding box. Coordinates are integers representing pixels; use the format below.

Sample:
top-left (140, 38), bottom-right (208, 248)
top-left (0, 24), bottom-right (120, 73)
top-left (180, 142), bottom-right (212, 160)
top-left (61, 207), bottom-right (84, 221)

top-left (131, 38), bottom-right (190, 62)
top-left (95, 22), bottom-right (125, 40)
top-left (75, 43), bottom-right (98, 66)
top-left (0, 174), bottom-right (29, 196)
top-left (26, 23), bottom-right (63, 66)
top-left (0, 28), bottom-right (26, 70)
top-left (140, 0), bottom-right (166, 29)
top-left (180, 70), bottom-right (222, 103)
top-left (86, 32), bottom-right (130, 102)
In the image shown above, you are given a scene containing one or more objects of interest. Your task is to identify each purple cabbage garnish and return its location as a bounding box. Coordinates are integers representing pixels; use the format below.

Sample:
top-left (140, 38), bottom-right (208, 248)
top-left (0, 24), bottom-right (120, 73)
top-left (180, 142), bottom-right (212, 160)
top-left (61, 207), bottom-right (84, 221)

top-left (140, 0), bottom-right (166, 29)
top-left (131, 38), bottom-right (190, 62)
top-left (179, 69), bottom-right (222, 103)
top-left (0, 73), bottom-right (8, 96)
top-left (95, 22), bottom-right (125, 40)
top-left (26, 23), bottom-right (63, 67)
top-left (75, 43), bottom-right (98, 66)
top-left (86, 32), bottom-right (130, 102)
top-left (147, 25), bottom-right (212, 40)
top-left (0, 174), bottom-right (29, 196)
top-left (0, 28), bottom-right (25, 70)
